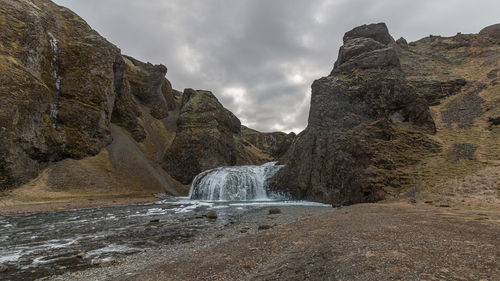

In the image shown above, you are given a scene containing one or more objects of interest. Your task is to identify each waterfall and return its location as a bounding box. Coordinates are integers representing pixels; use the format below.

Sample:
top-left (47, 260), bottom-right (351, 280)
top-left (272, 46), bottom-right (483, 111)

top-left (189, 162), bottom-right (283, 201)
top-left (48, 31), bottom-right (61, 129)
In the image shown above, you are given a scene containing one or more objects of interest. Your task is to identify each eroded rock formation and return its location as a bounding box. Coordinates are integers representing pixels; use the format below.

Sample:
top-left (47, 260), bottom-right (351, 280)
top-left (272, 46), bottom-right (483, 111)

top-left (163, 89), bottom-right (272, 184)
top-left (272, 23), bottom-right (461, 204)
top-left (272, 22), bottom-right (500, 205)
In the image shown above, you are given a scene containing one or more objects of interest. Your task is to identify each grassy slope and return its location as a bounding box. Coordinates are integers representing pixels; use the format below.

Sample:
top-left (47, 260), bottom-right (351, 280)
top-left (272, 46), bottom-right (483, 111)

top-left (398, 38), bottom-right (500, 210)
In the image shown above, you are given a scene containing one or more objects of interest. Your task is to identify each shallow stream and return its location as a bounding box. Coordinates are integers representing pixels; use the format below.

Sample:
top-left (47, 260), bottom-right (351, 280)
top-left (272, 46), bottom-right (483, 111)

top-left (0, 198), bottom-right (327, 281)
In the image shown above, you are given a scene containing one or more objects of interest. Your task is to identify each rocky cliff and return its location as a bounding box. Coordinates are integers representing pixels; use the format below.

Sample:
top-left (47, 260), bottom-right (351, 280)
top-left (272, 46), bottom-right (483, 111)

top-left (163, 89), bottom-right (273, 185)
top-left (0, 0), bottom-right (282, 202)
top-left (0, 0), bottom-right (121, 189)
top-left (241, 126), bottom-right (296, 159)
top-left (273, 23), bottom-right (500, 207)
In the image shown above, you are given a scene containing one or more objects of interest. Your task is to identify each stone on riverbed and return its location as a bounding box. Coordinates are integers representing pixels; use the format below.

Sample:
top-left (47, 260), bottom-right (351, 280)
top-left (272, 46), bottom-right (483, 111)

top-left (258, 224), bottom-right (273, 230)
top-left (268, 208), bottom-right (281, 214)
top-left (206, 210), bottom-right (217, 219)
top-left (76, 252), bottom-right (90, 259)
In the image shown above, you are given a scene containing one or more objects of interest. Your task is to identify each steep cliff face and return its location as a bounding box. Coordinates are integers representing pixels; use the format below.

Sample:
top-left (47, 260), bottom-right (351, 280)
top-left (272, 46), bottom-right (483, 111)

top-left (272, 22), bottom-right (500, 205)
top-left (163, 89), bottom-right (272, 185)
top-left (111, 55), bottom-right (177, 142)
top-left (241, 126), bottom-right (296, 159)
top-left (0, 0), bottom-right (121, 189)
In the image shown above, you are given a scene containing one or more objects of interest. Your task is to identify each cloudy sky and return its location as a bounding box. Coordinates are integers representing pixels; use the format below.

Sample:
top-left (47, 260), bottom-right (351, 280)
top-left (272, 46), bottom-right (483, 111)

top-left (53, 0), bottom-right (499, 133)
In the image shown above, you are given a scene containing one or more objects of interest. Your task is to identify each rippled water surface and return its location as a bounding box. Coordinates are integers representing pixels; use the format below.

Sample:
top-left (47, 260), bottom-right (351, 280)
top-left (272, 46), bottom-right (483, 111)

top-left (0, 198), bottom-right (328, 281)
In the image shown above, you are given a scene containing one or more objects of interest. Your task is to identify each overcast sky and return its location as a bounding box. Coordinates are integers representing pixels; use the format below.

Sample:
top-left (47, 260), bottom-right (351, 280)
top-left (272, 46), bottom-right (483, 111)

top-left (53, 0), bottom-right (499, 133)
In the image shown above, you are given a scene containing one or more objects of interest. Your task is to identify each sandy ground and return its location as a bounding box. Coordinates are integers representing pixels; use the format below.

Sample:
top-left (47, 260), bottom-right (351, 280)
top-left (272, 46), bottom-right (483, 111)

top-left (44, 202), bottom-right (500, 281)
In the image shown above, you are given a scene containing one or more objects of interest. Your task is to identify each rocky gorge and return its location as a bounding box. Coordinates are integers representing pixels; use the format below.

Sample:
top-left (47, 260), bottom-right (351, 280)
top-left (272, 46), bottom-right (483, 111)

top-left (0, 0), bottom-right (294, 208)
top-left (0, 0), bottom-right (499, 212)
top-left (0, 1), bottom-right (499, 280)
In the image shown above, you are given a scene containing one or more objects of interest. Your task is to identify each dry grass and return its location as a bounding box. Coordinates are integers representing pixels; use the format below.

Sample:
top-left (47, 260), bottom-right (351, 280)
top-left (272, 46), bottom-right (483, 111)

top-left (423, 166), bottom-right (500, 210)
top-left (395, 40), bottom-right (500, 210)
top-left (0, 148), bottom-right (165, 208)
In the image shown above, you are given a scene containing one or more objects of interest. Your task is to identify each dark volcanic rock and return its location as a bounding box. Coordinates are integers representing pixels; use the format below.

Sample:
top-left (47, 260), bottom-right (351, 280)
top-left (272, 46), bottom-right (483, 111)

top-left (206, 210), bottom-right (217, 219)
top-left (162, 89), bottom-right (241, 184)
top-left (110, 55), bottom-right (176, 142)
top-left (396, 37), bottom-right (408, 49)
top-left (241, 126), bottom-right (296, 159)
top-left (110, 56), bottom-right (146, 142)
top-left (479, 23), bottom-right (500, 44)
top-left (272, 23), bottom-right (440, 204)
top-left (268, 208), bottom-right (281, 215)
top-left (450, 143), bottom-right (478, 162)
top-left (441, 86), bottom-right (485, 129)
top-left (122, 55), bottom-right (176, 115)
top-left (0, 0), bottom-right (120, 189)
top-left (162, 89), bottom-right (270, 185)
top-left (343, 23), bottom-right (394, 45)
top-left (258, 224), bottom-right (272, 230)
top-left (0, 0), bottom-right (282, 195)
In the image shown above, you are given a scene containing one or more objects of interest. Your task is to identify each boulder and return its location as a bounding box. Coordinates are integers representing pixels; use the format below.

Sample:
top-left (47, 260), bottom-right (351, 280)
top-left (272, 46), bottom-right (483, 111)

top-left (206, 210), bottom-right (217, 219)
top-left (268, 208), bottom-right (281, 215)
top-left (258, 224), bottom-right (273, 230)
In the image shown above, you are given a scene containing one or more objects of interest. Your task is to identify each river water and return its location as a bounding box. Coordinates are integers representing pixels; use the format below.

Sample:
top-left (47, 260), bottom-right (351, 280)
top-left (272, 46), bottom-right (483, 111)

top-left (0, 198), bottom-right (328, 281)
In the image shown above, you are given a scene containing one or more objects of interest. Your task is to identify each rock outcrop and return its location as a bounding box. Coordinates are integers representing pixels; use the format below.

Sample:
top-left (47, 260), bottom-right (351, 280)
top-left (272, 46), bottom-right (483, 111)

top-left (111, 55), bottom-right (177, 142)
top-left (163, 89), bottom-right (271, 184)
top-left (273, 22), bottom-right (500, 206)
top-left (272, 23), bottom-right (446, 204)
top-left (241, 126), bottom-right (296, 159)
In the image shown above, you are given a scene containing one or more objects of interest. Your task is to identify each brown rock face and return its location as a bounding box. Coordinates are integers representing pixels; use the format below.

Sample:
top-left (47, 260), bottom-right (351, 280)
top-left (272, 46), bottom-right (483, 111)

top-left (479, 23), bottom-right (500, 44)
top-left (0, 0), bottom-right (120, 189)
top-left (163, 89), bottom-right (273, 185)
top-left (271, 23), bottom-right (441, 204)
top-left (110, 55), bottom-right (176, 142)
top-left (241, 126), bottom-right (296, 159)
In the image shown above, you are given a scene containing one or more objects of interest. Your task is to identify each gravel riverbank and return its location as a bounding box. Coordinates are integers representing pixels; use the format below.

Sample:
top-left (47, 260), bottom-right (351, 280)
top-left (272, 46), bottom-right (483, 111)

top-left (41, 205), bottom-right (332, 281)
top-left (42, 203), bottom-right (500, 281)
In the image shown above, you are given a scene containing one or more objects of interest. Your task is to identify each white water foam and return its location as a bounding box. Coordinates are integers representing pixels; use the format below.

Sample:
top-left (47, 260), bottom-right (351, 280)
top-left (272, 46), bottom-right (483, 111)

top-left (189, 162), bottom-right (284, 201)
top-left (87, 244), bottom-right (140, 257)
top-left (0, 250), bottom-right (22, 263)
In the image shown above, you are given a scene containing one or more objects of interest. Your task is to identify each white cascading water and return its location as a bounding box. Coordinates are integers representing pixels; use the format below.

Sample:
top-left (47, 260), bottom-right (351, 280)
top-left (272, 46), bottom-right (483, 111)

top-left (189, 162), bottom-right (283, 201)
top-left (48, 31), bottom-right (61, 129)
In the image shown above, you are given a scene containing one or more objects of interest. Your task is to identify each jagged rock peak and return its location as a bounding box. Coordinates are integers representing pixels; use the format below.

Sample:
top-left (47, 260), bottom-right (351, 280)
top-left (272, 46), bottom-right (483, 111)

top-left (343, 23), bottom-right (394, 45)
top-left (396, 37), bottom-right (408, 49)
top-left (333, 22), bottom-right (400, 74)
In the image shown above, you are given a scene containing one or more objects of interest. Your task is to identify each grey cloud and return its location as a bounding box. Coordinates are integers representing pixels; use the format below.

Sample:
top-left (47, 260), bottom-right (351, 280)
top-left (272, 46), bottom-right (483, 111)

top-left (54, 0), bottom-right (500, 133)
